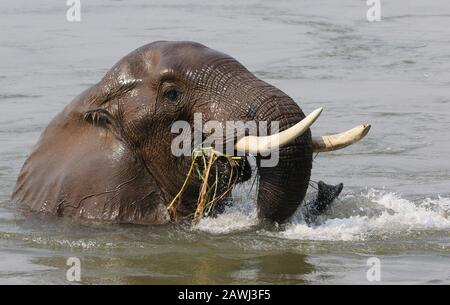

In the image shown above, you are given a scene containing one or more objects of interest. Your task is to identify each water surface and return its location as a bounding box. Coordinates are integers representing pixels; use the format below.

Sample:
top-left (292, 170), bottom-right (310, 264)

top-left (0, 0), bottom-right (449, 284)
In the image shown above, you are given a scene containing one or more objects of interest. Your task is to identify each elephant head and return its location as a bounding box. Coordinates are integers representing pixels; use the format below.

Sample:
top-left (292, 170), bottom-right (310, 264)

top-left (12, 41), bottom-right (369, 224)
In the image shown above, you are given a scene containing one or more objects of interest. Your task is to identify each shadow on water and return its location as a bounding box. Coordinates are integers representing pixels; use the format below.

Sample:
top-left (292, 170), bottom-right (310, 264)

top-left (33, 251), bottom-right (315, 284)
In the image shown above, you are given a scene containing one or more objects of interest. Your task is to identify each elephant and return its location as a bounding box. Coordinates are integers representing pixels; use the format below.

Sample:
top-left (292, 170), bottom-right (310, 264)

top-left (12, 41), bottom-right (370, 225)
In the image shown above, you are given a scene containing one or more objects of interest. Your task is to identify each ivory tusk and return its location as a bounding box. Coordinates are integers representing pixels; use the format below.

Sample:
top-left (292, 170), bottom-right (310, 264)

top-left (312, 124), bottom-right (371, 152)
top-left (235, 107), bottom-right (323, 154)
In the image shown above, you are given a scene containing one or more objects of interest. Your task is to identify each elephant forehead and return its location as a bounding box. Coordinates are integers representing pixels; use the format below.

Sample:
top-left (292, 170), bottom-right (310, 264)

top-left (156, 41), bottom-right (230, 66)
top-left (124, 41), bottom-right (236, 78)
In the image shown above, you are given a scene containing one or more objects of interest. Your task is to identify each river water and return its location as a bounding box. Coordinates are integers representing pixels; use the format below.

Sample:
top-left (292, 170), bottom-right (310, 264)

top-left (0, 0), bottom-right (449, 284)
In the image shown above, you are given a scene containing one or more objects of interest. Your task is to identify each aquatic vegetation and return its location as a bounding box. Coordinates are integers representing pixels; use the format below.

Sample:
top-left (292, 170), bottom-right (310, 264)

top-left (167, 147), bottom-right (242, 224)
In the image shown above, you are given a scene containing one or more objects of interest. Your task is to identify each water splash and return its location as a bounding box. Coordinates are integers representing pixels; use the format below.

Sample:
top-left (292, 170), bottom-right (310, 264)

top-left (195, 211), bottom-right (258, 234)
top-left (195, 189), bottom-right (450, 241)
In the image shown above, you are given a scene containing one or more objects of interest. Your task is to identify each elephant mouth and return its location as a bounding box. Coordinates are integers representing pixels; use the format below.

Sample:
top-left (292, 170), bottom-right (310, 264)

top-left (215, 154), bottom-right (253, 185)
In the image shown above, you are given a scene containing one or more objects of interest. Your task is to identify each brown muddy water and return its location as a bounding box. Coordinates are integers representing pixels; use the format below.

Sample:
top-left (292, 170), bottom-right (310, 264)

top-left (0, 0), bottom-right (449, 284)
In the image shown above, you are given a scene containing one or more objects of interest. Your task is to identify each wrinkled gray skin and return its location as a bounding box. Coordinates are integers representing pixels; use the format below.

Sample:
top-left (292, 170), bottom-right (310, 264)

top-left (13, 41), bottom-right (337, 225)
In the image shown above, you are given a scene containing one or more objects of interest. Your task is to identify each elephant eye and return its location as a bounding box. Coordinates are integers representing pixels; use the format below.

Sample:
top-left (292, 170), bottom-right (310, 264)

top-left (163, 88), bottom-right (180, 102)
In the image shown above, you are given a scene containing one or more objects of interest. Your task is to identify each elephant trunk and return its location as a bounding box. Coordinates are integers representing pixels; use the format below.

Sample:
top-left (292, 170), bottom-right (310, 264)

top-left (251, 96), bottom-right (313, 223)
